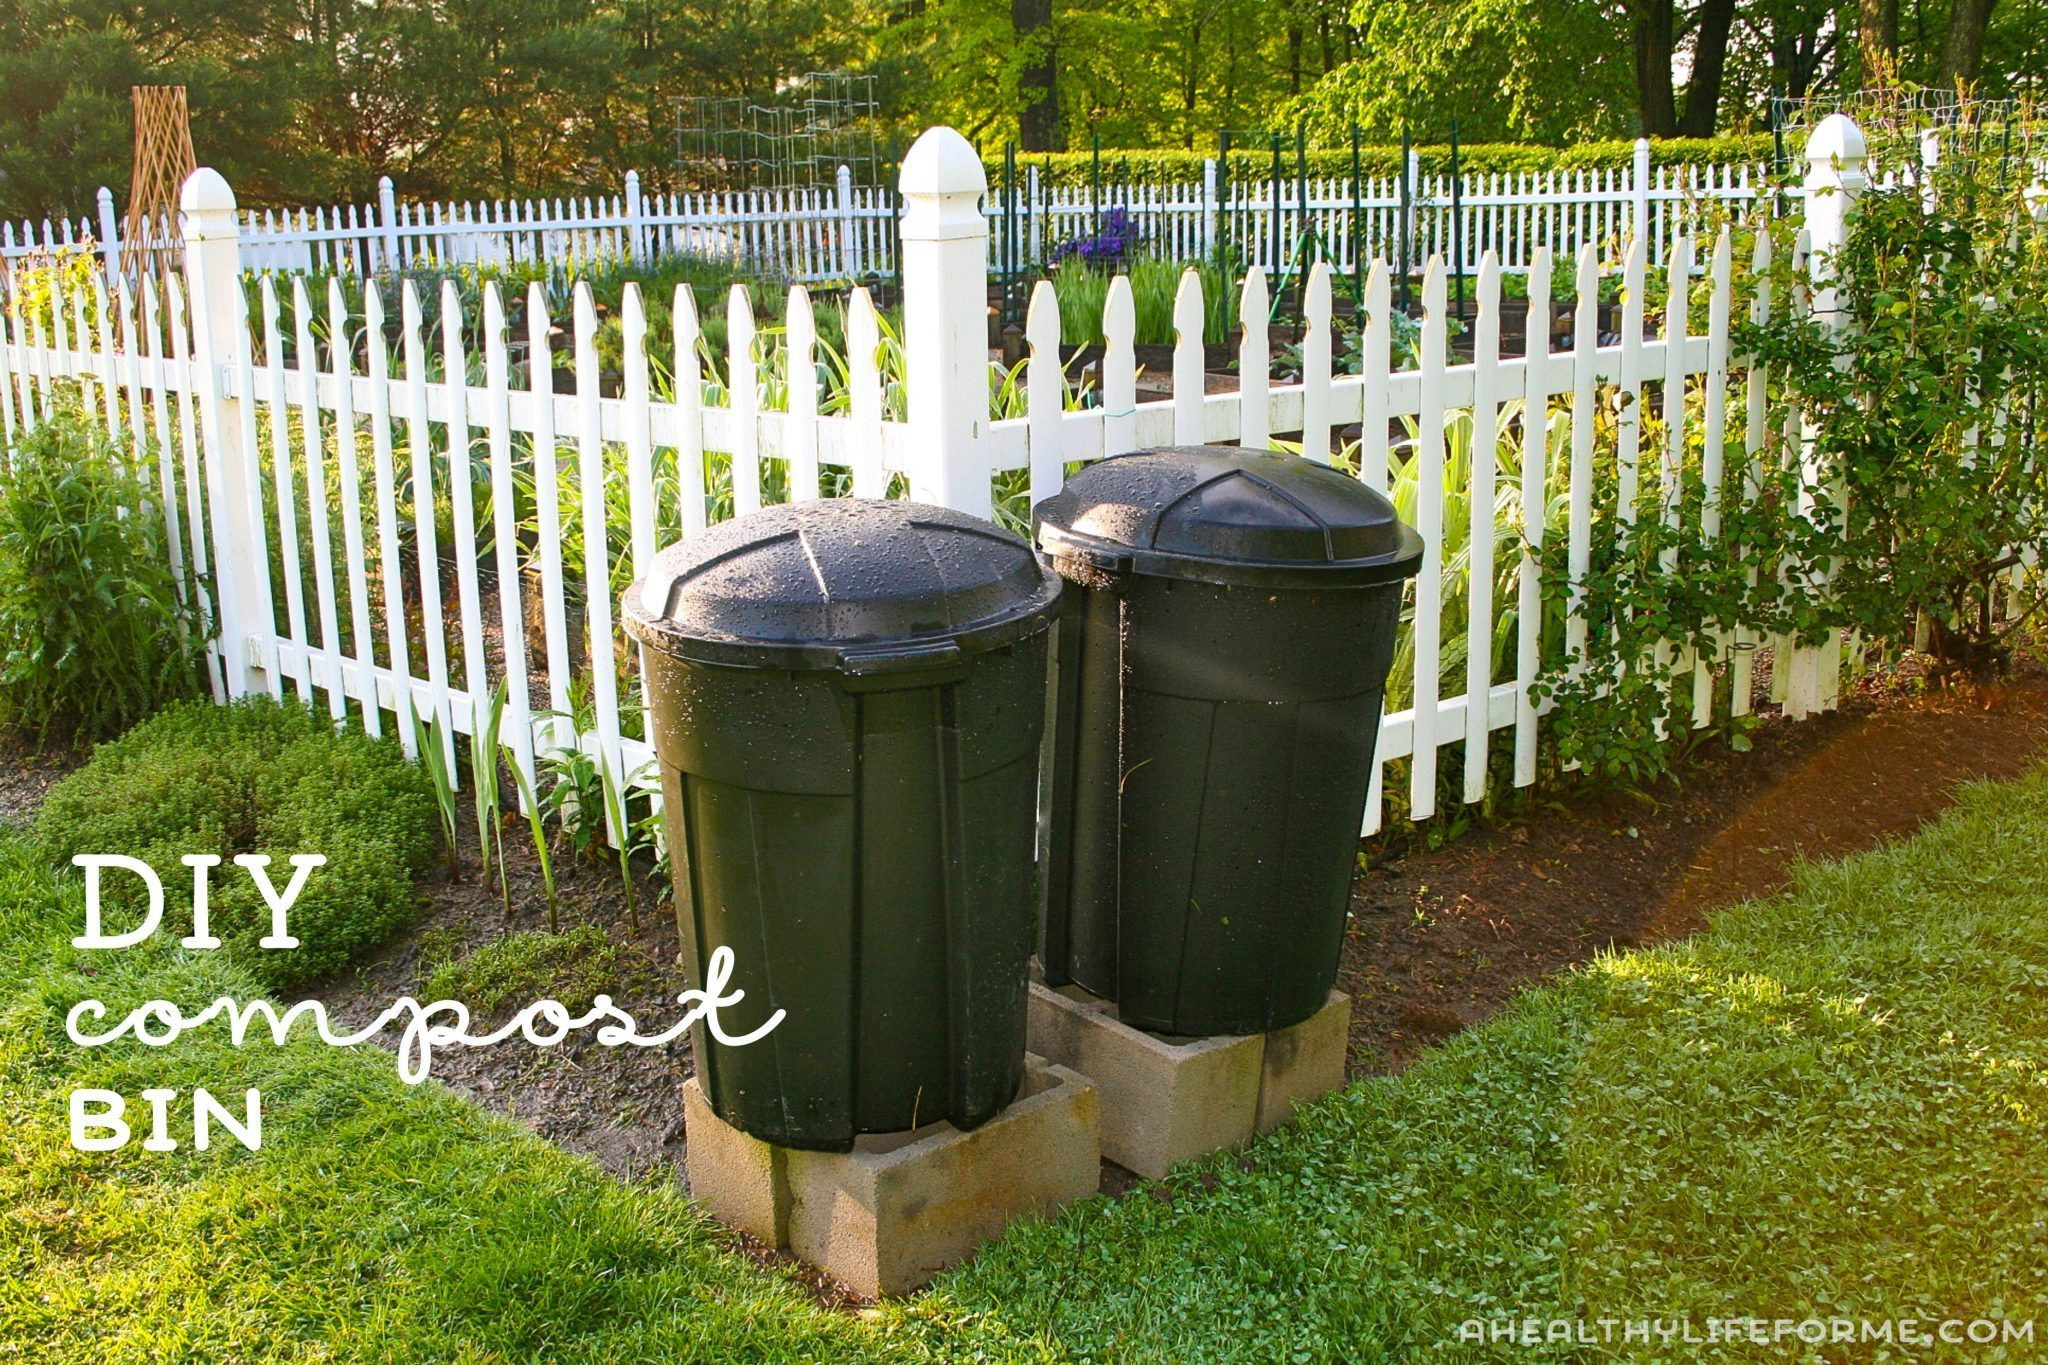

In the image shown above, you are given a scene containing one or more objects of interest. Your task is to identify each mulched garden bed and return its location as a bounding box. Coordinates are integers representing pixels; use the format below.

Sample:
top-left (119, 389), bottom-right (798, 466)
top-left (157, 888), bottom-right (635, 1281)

top-left (315, 848), bottom-right (693, 1184)
top-left (8, 654), bottom-right (2044, 1284)
top-left (1338, 664), bottom-right (2048, 1075)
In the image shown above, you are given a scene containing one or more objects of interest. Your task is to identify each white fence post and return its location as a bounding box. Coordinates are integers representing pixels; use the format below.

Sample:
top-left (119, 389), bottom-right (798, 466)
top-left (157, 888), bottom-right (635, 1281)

top-left (898, 127), bottom-right (992, 518)
top-left (1791, 112), bottom-right (1867, 716)
top-left (1027, 163), bottom-right (1042, 263)
top-left (1630, 137), bottom-right (1651, 248)
top-left (836, 163), bottom-right (860, 277)
top-left (624, 169), bottom-right (646, 264)
top-left (180, 169), bottom-right (272, 698)
top-left (377, 176), bottom-right (400, 272)
top-left (95, 187), bottom-right (120, 277)
top-left (1201, 157), bottom-right (1219, 259)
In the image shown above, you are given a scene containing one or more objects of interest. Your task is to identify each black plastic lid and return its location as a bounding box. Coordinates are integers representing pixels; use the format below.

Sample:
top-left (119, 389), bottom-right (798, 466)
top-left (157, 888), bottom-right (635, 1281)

top-left (1032, 446), bottom-right (1425, 588)
top-left (622, 498), bottom-right (1062, 674)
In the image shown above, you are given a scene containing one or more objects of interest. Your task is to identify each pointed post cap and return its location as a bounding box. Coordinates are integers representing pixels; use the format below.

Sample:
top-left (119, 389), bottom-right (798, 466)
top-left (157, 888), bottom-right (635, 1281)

top-left (898, 127), bottom-right (988, 241)
top-left (180, 167), bottom-right (235, 215)
top-left (179, 168), bottom-right (238, 241)
top-left (1805, 114), bottom-right (1868, 185)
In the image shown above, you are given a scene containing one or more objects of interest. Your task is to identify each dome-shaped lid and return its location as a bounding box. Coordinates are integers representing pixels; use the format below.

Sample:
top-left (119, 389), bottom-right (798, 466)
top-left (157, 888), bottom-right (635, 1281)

top-left (622, 498), bottom-right (1061, 673)
top-left (1032, 447), bottom-right (1424, 588)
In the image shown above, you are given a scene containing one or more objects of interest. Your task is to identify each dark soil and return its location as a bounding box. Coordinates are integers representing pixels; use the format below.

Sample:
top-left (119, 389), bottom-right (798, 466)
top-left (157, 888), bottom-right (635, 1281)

top-left (1337, 667), bottom-right (2048, 1075)
top-left (12, 651), bottom-right (2046, 1306)
top-left (0, 739), bottom-right (82, 828)
top-left (317, 846), bottom-right (696, 1183)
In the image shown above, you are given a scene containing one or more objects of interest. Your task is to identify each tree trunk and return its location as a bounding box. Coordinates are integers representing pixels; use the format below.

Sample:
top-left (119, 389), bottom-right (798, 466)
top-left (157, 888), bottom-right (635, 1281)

top-left (1633, 0), bottom-right (1679, 137)
top-left (1677, 0), bottom-right (1737, 137)
top-left (1859, 0), bottom-right (1901, 82)
top-left (1939, 0), bottom-right (1998, 88)
top-left (1013, 0), bottom-right (1060, 151)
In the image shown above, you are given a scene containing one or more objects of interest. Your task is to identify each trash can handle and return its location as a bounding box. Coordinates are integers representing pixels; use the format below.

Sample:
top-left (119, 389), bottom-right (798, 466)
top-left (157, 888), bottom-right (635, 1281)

top-left (838, 639), bottom-right (967, 690)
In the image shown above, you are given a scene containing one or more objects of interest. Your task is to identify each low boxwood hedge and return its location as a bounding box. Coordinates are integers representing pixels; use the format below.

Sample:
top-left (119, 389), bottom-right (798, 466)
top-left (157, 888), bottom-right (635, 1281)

top-left (989, 135), bottom-right (1776, 190)
top-left (35, 696), bottom-right (439, 990)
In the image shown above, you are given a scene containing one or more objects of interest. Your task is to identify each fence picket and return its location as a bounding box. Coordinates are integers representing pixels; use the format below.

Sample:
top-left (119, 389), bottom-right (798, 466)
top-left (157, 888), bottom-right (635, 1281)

top-left (1238, 266), bottom-right (1270, 450)
top-left (482, 283), bottom-right (535, 788)
top-left (1733, 231), bottom-right (1773, 718)
top-left (294, 277), bottom-right (346, 719)
top-left (1026, 279), bottom-right (1062, 506)
top-left (1696, 229), bottom-right (1733, 726)
top-left (1464, 253), bottom-right (1501, 804)
top-left (1514, 247), bottom-right (1553, 787)
top-left (785, 284), bottom-right (821, 502)
top-left (1102, 276), bottom-right (1136, 457)
top-left (400, 280), bottom-right (456, 765)
top-left (573, 282), bottom-right (626, 826)
top-left (363, 284), bottom-right (415, 750)
top-left (526, 284), bottom-right (573, 718)
top-left (1172, 268), bottom-right (1205, 444)
top-left (727, 284), bottom-right (761, 517)
top-left (673, 285), bottom-right (708, 534)
top-left (846, 286), bottom-right (885, 497)
top-left (1410, 258), bottom-right (1448, 822)
top-left (1299, 262), bottom-right (1333, 462)
top-left (621, 283), bottom-right (657, 572)
top-left (261, 277), bottom-right (312, 702)
top-left (327, 277), bottom-right (377, 735)
top-left (1357, 262), bottom-right (1390, 490)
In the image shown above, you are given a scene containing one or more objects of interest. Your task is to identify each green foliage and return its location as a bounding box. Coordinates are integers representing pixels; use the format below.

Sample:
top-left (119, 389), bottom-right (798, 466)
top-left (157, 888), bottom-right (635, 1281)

top-left (1050, 258), bottom-right (1111, 346)
top-left (469, 682), bottom-right (509, 906)
top-left (929, 766), bottom-right (2048, 1356)
top-left (5, 753), bottom-right (2046, 1356)
top-left (34, 697), bottom-right (439, 989)
top-left (423, 923), bottom-right (618, 1013)
top-left (998, 135), bottom-right (1776, 190)
top-left (1533, 145), bottom-right (2048, 786)
top-left (0, 830), bottom-right (875, 1363)
top-left (1746, 158), bottom-right (2048, 679)
top-left (407, 702), bottom-right (463, 877)
top-left (0, 405), bottom-right (203, 745)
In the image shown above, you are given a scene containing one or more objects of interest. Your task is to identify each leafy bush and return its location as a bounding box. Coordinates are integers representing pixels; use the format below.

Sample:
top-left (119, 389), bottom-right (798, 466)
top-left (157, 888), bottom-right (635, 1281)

top-left (35, 697), bottom-right (439, 989)
top-left (994, 135), bottom-right (1775, 190)
top-left (0, 407), bottom-right (203, 744)
top-left (1534, 139), bottom-right (2048, 784)
top-left (423, 924), bottom-right (621, 1014)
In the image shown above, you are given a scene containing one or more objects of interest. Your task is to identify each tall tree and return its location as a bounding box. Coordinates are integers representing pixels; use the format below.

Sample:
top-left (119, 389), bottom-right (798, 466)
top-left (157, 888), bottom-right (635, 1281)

top-left (1013, 0), bottom-right (1059, 149)
top-left (1859, 0), bottom-right (1902, 79)
top-left (1677, 0), bottom-right (1739, 136)
top-left (1631, 0), bottom-right (1680, 135)
top-left (1940, 0), bottom-right (2000, 84)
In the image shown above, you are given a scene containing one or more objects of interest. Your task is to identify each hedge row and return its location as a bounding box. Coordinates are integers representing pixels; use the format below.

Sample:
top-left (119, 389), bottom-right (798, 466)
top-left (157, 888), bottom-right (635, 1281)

top-left (986, 135), bottom-right (1778, 190)
top-left (36, 697), bottom-right (440, 990)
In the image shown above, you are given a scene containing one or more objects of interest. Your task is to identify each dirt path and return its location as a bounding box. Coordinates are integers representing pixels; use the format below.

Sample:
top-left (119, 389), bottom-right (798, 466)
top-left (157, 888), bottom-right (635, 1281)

top-left (1338, 673), bottom-right (2048, 1075)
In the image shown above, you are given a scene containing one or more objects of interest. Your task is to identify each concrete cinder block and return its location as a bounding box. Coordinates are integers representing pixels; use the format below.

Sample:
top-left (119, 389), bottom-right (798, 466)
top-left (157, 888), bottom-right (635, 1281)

top-left (682, 1073), bottom-right (789, 1246)
top-left (1028, 981), bottom-right (1263, 1179)
top-left (1028, 982), bottom-right (1353, 1178)
top-left (1254, 989), bottom-right (1351, 1135)
top-left (682, 1056), bottom-right (1099, 1298)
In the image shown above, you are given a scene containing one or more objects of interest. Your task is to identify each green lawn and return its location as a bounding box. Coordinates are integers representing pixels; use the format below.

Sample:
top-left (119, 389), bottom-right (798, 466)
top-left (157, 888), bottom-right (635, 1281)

top-left (4, 769), bottom-right (2045, 1361)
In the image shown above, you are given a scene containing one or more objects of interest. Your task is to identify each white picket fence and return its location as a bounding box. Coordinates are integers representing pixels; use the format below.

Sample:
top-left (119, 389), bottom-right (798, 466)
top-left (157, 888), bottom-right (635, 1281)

top-left (5, 167), bottom-right (900, 283)
top-left (0, 120), bottom-right (1877, 841)
top-left (6, 141), bottom-right (1770, 286)
top-left (1004, 143), bottom-right (1765, 277)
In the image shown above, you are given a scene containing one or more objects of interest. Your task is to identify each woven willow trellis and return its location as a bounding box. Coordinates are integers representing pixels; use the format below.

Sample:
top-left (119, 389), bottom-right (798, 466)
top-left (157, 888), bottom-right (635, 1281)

top-left (122, 85), bottom-right (198, 284)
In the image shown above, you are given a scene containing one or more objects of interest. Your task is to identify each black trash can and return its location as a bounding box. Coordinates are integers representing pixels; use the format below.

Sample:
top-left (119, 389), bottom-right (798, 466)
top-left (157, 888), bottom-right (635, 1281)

top-left (623, 498), bottom-right (1062, 1151)
top-left (1034, 447), bottom-right (1424, 1037)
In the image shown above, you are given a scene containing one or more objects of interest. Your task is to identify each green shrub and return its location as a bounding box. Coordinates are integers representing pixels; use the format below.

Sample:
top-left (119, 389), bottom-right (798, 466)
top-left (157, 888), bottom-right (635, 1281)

top-left (35, 697), bottom-right (439, 989)
top-left (0, 406), bottom-right (204, 744)
top-left (992, 135), bottom-right (1775, 190)
top-left (424, 924), bottom-right (620, 1014)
